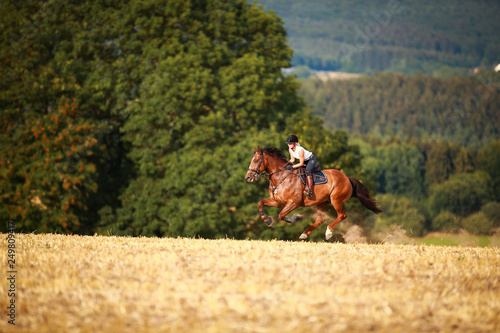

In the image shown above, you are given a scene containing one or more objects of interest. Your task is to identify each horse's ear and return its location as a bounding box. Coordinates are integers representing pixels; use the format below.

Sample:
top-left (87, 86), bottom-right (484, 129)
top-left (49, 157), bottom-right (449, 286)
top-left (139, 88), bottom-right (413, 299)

top-left (253, 148), bottom-right (256, 153)
top-left (257, 146), bottom-right (261, 153)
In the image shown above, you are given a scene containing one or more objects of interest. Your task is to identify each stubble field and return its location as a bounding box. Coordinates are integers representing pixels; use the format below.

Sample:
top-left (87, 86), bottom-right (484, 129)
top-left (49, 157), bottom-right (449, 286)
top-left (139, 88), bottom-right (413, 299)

top-left (1, 233), bottom-right (499, 333)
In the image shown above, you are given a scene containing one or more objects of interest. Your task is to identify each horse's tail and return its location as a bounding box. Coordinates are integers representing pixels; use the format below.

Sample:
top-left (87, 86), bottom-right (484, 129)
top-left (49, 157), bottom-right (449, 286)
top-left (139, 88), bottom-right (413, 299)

top-left (348, 177), bottom-right (382, 214)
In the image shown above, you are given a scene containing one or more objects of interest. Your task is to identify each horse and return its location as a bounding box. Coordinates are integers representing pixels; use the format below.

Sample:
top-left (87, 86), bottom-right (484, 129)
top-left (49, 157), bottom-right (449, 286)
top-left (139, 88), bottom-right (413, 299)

top-left (245, 146), bottom-right (382, 240)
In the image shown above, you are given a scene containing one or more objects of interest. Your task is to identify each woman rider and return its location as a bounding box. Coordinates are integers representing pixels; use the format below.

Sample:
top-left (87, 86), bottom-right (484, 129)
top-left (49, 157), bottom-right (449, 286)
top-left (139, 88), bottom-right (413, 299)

top-left (285, 134), bottom-right (318, 197)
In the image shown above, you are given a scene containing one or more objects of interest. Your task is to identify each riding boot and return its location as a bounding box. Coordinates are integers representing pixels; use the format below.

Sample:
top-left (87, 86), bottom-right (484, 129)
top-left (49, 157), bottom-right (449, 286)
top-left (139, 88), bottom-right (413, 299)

top-left (306, 175), bottom-right (314, 197)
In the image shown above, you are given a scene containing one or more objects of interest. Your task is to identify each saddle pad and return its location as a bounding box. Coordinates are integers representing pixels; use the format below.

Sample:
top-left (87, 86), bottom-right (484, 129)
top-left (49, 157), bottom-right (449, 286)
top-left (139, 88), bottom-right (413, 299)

top-left (299, 170), bottom-right (328, 186)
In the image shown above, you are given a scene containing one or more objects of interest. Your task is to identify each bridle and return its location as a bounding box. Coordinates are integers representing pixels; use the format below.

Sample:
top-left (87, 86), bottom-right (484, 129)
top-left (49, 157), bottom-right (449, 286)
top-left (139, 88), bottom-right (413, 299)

top-left (247, 151), bottom-right (267, 181)
top-left (247, 151), bottom-right (293, 182)
top-left (247, 150), bottom-right (301, 199)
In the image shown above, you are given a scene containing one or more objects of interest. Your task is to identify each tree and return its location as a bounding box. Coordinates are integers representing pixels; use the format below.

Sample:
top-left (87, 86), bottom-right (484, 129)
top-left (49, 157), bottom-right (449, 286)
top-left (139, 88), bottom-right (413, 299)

top-left (112, 0), bottom-right (302, 237)
top-left (428, 171), bottom-right (493, 218)
top-left (424, 141), bottom-right (474, 186)
top-left (371, 194), bottom-right (426, 237)
top-left (481, 202), bottom-right (500, 229)
top-left (431, 211), bottom-right (461, 233)
top-left (364, 142), bottom-right (425, 197)
top-left (0, 0), bottom-right (137, 232)
top-left (478, 139), bottom-right (500, 201)
top-left (462, 212), bottom-right (494, 235)
top-left (0, 99), bottom-right (100, 232)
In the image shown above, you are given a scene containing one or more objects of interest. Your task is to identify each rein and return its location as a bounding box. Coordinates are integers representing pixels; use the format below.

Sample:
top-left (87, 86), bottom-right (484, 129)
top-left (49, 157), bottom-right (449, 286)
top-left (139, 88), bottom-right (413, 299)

top-left (247, 151), bottom-right (267, 181)
top-left (247, 151), bottom-right (296, 197)
top-left (269, 171), bottom-right (293, 197)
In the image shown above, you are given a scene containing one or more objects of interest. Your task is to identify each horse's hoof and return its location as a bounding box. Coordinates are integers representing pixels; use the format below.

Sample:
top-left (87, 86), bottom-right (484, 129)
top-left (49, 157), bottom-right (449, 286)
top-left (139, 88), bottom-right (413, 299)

top-left (299, 233), bottom-right (308, 240)
top-left (325, 228), bottom-right (333, 240)
top-left (265, 217), bottom-right (274, 227)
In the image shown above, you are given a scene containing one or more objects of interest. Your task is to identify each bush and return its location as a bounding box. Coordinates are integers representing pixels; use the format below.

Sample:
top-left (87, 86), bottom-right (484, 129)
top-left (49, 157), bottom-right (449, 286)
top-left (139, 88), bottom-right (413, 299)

top-left (372, 194), bottom-right (426, 237)
top-left (481, 202), bottom-right (500, 228)
top-left (462, 212), bottom-right (494, 235)
top-left (431, 211), bottom-right (461, 233)
top-left (429, 171), bottom-right (493, 218)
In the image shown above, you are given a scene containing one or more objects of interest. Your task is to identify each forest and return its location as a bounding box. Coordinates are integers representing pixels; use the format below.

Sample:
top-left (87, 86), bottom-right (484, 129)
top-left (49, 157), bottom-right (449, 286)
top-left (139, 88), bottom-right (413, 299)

top-left (257, 0), bottom-right (500, 74)
top-left (1, 0), bottom-right (499, 241)
top-left (299, 72), bottom-right (500, 238)
top-left (300, 72), bottom-right (500, 148)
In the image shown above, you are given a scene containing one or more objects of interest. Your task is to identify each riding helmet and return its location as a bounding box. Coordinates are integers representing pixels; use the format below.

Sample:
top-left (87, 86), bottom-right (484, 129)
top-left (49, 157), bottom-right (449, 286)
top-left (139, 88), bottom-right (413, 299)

top-left (286, 134), bottom-right (299, 144)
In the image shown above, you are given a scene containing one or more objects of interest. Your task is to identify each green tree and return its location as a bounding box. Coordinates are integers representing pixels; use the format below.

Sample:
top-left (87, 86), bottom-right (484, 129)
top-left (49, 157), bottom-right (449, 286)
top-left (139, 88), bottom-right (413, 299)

top-left (481, 202), bottom-right (500, 229)
top-left (299, 72), bottom-right (500, 146)
top-left (478, 139), bottom-right (500, 201)
top-left (424, 141), bottom-right (474, 186)
top-left (0, 98), bottom-right (100, 232)
top-left (431, 211), bottom-right (461, 233)
top-left (462, 212), bottom-right (494, 235)
top-left (112, 0), bottom-right (301, 237)
top-left (0, 0), bottom-right (136, 232)
top-left (371, 194), bottom-right (426, 237)
top-left (428, 171), bottom-right (493, 218)
top-left (364, 142), bottom-right (425, 197)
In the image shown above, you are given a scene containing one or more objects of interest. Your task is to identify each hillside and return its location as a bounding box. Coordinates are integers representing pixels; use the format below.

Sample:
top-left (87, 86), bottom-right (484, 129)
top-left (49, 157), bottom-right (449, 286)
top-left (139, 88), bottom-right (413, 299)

top-left (256, 0), bottom-right (500, 74)
top-left (300, 71), bottom-right (500, 147)
top-left (1, 234), bottom-right (499, 332)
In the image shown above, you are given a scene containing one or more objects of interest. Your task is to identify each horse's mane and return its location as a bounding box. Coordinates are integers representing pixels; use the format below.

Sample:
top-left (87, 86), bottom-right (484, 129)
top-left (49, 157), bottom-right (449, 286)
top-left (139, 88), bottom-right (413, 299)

top-left (262, 147), bottom-right (288, 163)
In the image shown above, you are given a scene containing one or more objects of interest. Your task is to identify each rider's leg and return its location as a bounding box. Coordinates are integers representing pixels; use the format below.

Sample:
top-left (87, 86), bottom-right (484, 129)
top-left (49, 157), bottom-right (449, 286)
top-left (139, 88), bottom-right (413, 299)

top-left (305, 156), bottom-right (317, 197)
top-left (307, 174), bottom-right (314, 197)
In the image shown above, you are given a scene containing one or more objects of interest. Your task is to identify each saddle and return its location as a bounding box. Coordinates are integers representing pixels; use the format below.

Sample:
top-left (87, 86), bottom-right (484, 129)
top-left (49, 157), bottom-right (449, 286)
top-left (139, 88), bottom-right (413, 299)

top-left (297, 165), bottom-right (328, 186)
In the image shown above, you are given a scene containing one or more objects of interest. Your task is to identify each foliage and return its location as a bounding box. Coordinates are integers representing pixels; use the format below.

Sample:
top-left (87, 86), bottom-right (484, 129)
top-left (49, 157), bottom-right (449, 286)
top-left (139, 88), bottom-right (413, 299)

top-left (2, 0), bottom-right (497, 239)
top-left (0, 0), bottom-right (370, 238)
top-left (423, 141), bottom-right (475, 186)
top-left (108, 0), bottom-right (305, 238)
top-left (431, 211), bottom-right (461, 233)
top-left (462, 212), bottom-right (494, 235)
top-left (0, 99), bottom-right (99, 232)
top-left (370, 194), bottom-right (426, 237)
top-left (0, 0), bottom-right (136, 232)
top-left (478, 139), bottom-right (500, 201)
top-left (300, 72), bottom-right (500, 148)
top-left (428, 171), bottom-right (493, 218)
top-left (481, 202), bottom-right (500, 229)
top-left (362, 141), bottom-right (425, 197)
top-left (355, 135), bottom-right (500, 237)
top-left (258, 0), bottom-right (500, 73)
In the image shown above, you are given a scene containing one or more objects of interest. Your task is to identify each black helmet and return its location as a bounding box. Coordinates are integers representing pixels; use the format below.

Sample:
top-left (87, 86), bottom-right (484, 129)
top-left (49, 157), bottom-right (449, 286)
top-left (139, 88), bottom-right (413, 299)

top-left (286, 134), bottom-right (299, 144)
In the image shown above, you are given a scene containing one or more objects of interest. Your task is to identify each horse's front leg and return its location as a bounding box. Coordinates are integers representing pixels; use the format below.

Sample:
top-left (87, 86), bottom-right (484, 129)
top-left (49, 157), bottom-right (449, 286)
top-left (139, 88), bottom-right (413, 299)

top-left (258, 197), bottom-right (281, 227)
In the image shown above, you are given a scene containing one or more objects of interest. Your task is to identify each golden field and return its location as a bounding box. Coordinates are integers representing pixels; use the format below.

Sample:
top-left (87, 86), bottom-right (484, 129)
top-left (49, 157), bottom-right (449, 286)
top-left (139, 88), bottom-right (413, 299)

top-left (1, 233), bottom-right (499, 333)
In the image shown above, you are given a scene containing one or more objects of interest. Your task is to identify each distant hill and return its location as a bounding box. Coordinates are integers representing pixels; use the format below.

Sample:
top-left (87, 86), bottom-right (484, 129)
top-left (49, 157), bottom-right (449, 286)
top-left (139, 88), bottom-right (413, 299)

top-left (299, 71), bottom-right (500, 147)
top-left (256, 0), bottom-right (500, 74)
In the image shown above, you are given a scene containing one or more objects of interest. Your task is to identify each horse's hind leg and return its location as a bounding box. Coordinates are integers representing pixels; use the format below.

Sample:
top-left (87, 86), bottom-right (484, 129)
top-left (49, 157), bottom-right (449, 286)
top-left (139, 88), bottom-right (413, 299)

top-left (299, 202), bottom-right (329, 240)
top-left (325, 199), bottom-right (348, 240)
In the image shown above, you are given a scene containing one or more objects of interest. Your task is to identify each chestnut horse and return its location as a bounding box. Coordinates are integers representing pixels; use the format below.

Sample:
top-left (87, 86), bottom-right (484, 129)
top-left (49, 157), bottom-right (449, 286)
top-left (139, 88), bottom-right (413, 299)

top-left (245, 146), bottom-right (382, 240)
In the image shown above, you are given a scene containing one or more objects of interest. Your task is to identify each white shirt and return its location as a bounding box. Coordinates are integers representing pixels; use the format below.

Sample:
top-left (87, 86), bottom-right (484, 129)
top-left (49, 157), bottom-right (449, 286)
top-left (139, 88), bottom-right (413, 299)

top-left (290, 145), bottom-right (313, 161)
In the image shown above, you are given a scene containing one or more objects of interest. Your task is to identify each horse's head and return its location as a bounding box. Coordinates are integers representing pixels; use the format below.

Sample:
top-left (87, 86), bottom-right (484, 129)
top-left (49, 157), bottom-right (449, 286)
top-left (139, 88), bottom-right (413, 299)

top-left (245, 147), bottom-right (266, 182)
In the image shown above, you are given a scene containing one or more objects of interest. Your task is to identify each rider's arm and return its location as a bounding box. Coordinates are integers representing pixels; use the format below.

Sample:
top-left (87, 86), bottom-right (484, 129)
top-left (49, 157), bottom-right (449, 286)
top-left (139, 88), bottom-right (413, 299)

top-left (288, 148), bottom-right (295, 164)
top-left (293, 150), bottom-right (305, 168)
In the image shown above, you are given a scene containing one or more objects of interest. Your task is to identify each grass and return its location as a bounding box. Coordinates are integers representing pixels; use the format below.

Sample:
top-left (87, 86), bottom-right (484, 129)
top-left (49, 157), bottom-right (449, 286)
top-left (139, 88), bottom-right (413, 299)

top-left (415, 232), bottom-right (498, 247)
top-left (1, 233), bottom-right (499, 332)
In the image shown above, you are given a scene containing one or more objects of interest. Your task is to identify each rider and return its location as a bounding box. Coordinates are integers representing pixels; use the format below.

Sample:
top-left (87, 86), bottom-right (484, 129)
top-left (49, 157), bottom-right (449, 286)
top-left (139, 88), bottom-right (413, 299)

top-left (285, 135), bottom-right (318, 197)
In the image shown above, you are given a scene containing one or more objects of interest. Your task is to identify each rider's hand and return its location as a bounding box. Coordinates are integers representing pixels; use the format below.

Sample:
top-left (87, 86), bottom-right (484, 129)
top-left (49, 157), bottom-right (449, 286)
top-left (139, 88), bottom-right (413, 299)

top-left (286, 164), bottom-right (293, 170)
